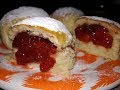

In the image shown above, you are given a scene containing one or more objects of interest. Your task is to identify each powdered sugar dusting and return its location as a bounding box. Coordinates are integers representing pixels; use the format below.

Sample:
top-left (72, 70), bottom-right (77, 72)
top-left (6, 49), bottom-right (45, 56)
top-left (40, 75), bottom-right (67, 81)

top-left (13, 17), bottom-right (72, 41)
top-left (0, 6), bottom-right (49, 25)
top-left (79, 16), bottom-right (120, 28)
top-left (52, 7), bottom-right (84, 17)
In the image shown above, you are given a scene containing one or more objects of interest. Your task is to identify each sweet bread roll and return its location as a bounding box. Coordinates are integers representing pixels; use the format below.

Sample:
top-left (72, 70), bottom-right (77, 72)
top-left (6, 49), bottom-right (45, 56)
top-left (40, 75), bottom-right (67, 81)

top-left (2, 17), bottom-right (75, 76)
top-left (51, 7), bottom-right (84, 34)
top-left (74, 16), bottom-right (120, 60)
top-left (0, 6), bottom-right (49, 49)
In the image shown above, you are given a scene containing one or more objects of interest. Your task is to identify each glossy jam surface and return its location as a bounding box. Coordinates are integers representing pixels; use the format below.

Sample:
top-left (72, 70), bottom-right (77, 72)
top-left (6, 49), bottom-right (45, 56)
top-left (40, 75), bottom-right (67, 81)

top-left (75, 24), bottom-right (113, 48)
top-left (13, 32), bottom-right (57, 72)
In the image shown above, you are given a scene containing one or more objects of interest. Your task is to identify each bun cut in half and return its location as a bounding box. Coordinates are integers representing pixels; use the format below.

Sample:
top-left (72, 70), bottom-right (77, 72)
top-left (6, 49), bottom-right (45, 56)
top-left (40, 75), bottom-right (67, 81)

top-left (74, 16), bottom-right (120, 60)
top-left (0, 6), bottom-right (49, 49)
top-left (2, 17), bottom-right (75, 76)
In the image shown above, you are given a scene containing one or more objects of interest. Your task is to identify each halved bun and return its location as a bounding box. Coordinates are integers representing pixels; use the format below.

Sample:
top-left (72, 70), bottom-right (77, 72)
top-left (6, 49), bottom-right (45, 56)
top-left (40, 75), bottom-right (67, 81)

top-left (74, 16), bottom-right (120, 60)
top-left (0, 6), bottom-right (49, 49)
top-left (2, 17), bottom-right (75, 76)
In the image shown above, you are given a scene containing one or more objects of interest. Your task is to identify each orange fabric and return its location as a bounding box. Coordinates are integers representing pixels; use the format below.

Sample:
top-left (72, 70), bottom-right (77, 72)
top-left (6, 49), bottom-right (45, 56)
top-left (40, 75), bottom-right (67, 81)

top-left (0, 68), bottom-right (16, 81)
top-left (0, 44), bottom-right (120, 90)
top-left (24, 73), bottom-right (83, 90)
top-left (92, 60), bottom-right (120, 89)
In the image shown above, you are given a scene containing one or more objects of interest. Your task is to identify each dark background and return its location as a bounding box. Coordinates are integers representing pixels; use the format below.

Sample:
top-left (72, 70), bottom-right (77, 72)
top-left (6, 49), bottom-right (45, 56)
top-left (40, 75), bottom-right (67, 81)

top-left (0, 0), bottom-right (120, 23)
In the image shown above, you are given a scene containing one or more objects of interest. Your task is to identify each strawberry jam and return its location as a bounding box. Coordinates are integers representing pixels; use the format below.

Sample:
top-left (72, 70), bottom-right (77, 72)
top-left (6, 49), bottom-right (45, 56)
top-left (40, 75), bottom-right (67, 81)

top-left (75, 24), bottom-right (113, 48)
top-left (13, 31), bottom-right (57, 72)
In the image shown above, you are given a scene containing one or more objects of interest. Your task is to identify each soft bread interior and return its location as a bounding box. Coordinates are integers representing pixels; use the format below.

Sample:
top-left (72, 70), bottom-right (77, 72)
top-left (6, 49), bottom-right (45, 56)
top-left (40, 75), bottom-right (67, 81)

top-left (11, 24), bottom-right (69, 49)
top-left (11, 24), bottom-right (75, 76)
top-left (27, 46), bottom-right (75, 77)
top-left (51, 46), bottom-right (75, 76)
top-left (0, 18), bottom-right (26, 49)
top-left (75, 16), bottom-right (120, 60)
top-left (18, 41), bottom-right (75, 76)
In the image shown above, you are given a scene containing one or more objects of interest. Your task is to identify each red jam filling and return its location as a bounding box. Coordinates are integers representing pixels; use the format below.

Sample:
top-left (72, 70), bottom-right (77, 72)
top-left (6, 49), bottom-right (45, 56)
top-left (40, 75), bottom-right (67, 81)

top-left (12, 31), bottom-right (57, 72)
top-left (75, 24), bottom-right (113, 48)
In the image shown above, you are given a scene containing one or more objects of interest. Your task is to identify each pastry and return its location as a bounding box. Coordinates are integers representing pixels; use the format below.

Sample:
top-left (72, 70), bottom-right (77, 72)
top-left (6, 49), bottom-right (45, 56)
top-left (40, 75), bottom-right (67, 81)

top-left (1, 17), bottom-right (75, 76)
top-left (51, 7), bottom-right (84, 34)
top-left (74, 16), bottom-right (120, 60)
top-left (0, 6), bottom-right (49, 49)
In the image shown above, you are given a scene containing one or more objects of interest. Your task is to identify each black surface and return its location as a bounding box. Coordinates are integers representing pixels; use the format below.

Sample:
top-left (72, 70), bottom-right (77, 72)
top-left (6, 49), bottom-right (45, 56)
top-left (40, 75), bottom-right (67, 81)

top-left (0, 0), bottom-right (120, 23)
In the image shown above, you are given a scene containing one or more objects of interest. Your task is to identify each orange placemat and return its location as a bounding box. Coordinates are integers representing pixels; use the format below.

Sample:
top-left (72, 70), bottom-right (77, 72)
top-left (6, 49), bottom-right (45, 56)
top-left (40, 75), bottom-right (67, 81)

top-left (0, 41), bottom-right (120, 90)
